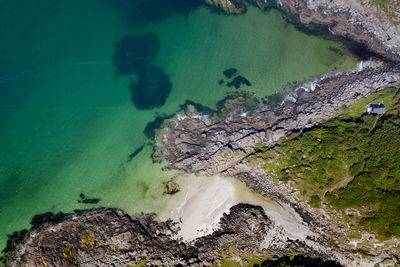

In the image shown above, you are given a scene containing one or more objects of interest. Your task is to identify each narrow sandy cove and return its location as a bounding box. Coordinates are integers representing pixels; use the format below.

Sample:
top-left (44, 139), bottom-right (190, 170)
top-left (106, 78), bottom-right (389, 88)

top-left (159, 175), bottom-right (236, 240)
top-left (159, 174), bottom-right (312, 242)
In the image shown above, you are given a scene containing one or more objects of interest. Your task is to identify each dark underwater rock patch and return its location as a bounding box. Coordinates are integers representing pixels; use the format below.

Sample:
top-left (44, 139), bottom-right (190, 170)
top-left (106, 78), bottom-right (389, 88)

top-left (227, 75), bottom-right (252, 89)
top-left (223, 68), bottom-right (238, 78)
top-left (144, 113), bottom-right (175, 140)
top-left (78, 193), bottom-right (101, 204)
top-left (103, 0), bottom-right (202, 28)
top-left (113, 33), bottom-right (160, 77)
top-left (113, 33), bottom-right (173, 110)
top-left (129, 66), bottom-right (172, 110)
top-left (127, 144), bottom-right (145, 162)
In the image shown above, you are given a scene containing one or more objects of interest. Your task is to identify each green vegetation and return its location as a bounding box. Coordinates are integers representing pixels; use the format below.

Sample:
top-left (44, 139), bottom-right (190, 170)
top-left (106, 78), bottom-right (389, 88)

top-left (62, 245), bottom-right (76, 262)
top-left (257, 87), bottom-right (400, 238)
top-left (130, 258), bottom-right (147, 267)
top-left (371, 0), bottom-right (400, 25)
top-left (80, 232), bottom-right (95, 248)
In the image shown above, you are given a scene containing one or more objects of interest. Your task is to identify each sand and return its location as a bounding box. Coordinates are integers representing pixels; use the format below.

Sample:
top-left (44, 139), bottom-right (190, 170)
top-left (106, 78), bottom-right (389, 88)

top-left (159, 174), bottom-right (315, 243)
top-left (160, 174), bottom-right (237, 240)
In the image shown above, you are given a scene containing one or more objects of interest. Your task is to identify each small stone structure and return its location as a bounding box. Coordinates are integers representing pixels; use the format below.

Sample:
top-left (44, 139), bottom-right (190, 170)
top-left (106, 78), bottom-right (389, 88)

top-left (367, 104), bottom-right (386, 114)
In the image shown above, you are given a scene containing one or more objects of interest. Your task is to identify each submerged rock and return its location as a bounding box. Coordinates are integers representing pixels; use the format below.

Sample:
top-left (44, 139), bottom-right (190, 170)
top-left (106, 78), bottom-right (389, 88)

top-left (129, 66), bottom-right (172, 110)
top-left (104, 0), bottom-right (202, 28)
top-left (78, 193), bottom-right (101, 204)
top-left (112, 33), bottom-right (160, 76)
top-left (227, 75), bottom-right (252, 89)
top-left (113, 33), bottom-right (173, 110)
top-left (127, 144), bottom-right (145, 162)
top-left (223, 68), bottom-right (238, 78)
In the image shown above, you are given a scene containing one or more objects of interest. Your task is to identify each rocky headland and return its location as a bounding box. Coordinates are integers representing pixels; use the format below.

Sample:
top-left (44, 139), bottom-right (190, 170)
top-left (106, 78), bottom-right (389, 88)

top-left (4, 1), bottom-right (400, 266)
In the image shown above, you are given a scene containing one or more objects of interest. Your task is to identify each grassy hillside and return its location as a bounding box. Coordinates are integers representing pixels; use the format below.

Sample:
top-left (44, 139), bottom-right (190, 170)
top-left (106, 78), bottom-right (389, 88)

top-left (253, 87), bottom-right (400, 238)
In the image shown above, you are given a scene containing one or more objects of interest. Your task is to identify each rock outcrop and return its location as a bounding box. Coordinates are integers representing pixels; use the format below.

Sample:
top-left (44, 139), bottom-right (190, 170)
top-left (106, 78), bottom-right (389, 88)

top-left (204, 0), bottom-right (247, 14)
top-left (155, 64), bottom-right (400, 177)
top-left (10, 205), bottom-right (275, 266)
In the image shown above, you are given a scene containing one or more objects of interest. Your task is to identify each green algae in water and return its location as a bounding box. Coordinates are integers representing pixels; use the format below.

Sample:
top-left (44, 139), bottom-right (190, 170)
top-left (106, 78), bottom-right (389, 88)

top-left (0, 0), bottom-right (357, 251)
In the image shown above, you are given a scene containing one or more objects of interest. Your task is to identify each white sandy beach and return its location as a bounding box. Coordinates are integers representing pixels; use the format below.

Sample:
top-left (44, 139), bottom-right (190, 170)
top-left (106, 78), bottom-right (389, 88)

top-left (160, 174), bottom-right (237, 240)
top-left (159, 174), bottom-right (314, 243)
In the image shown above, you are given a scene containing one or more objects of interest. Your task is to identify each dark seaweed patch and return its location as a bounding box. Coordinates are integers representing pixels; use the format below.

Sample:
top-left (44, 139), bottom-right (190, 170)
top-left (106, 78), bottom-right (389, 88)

top-left (223, 68), bottom-right (238, 78)
top-left (1, 229), bottom-right (29, 266)
top-left (129, 66), bottom-right (172, 110)
top-left (103, 0), bottom-right (202, 28)
top-left (113, 33), bottom-right (160, 76)
top-left (78, 193), bottom-right (101, 204)
top-left (263, 91), bottom-right (285, 107)
top-left (227, 75), bottom-right (252, 89)
top-left (178, 100), bottom-right (213, 115)
top-left (127, 144), bottom-right (145, 162)
top-left (144, 113), bottom-right (175, 140)
top-left (113, 33), bottom-right (173, 110)
top-left (30, 212), bottom-right (72, 231)
top-left (0, 172), bottom-right (23, 201)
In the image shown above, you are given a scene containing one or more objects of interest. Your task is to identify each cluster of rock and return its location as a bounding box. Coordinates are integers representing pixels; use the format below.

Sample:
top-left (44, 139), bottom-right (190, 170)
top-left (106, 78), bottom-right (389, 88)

top-left (205, 0), bottom-right (271, 14)
top-left (155, 64), bottom-right (400, 177)
top-left (10, 205), bottom-right (274, 266)
top-left (204, 0), bottom-right (246, 14)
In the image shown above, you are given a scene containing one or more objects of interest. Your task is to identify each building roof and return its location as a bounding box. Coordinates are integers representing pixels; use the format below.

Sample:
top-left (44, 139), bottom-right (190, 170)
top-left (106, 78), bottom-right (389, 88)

top-left (368, 104), bottom-right (386, 114)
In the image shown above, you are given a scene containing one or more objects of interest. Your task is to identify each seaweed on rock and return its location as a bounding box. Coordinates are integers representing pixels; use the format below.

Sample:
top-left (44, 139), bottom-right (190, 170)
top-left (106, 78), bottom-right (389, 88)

top-left (30, 211), bottom-right (72, 231)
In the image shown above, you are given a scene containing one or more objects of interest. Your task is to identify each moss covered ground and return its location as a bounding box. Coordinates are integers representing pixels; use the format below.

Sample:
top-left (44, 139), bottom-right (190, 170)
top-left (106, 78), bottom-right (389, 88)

top-left (254, 87), bottom-right (400, 238)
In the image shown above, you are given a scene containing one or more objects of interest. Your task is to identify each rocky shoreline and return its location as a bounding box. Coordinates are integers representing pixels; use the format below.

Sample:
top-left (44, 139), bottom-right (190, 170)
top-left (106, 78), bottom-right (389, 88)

top-left (149, 63), bottom-right (400, 264)
top-left (7, 205), bottom-right (344, 267)
top-left (155, 64), bottom-right (400, 177)
top-left (4, 1), bottom-right (400, 266)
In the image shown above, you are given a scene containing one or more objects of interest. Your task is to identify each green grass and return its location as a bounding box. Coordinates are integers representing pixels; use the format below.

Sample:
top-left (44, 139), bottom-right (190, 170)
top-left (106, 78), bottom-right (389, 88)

top-left (256, 87), bottom-right (400, 238)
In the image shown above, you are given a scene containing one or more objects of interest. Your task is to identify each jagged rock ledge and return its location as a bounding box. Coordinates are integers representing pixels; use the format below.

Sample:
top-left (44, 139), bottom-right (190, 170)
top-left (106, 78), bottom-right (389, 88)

top-left (155, 64), bottom-right (400, 177)
top-left (7, 205), bottom-right (344, 266)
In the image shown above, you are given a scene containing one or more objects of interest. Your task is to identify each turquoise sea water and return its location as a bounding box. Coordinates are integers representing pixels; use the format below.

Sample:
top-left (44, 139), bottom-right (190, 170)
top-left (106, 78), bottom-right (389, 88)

top-left (0, 0), bottom-right (356, 250)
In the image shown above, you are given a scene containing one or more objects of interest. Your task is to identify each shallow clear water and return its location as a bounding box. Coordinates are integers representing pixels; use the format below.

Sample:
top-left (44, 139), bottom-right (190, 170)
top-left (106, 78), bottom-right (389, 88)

top-left (0, 0), bottom-right (356, 250)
